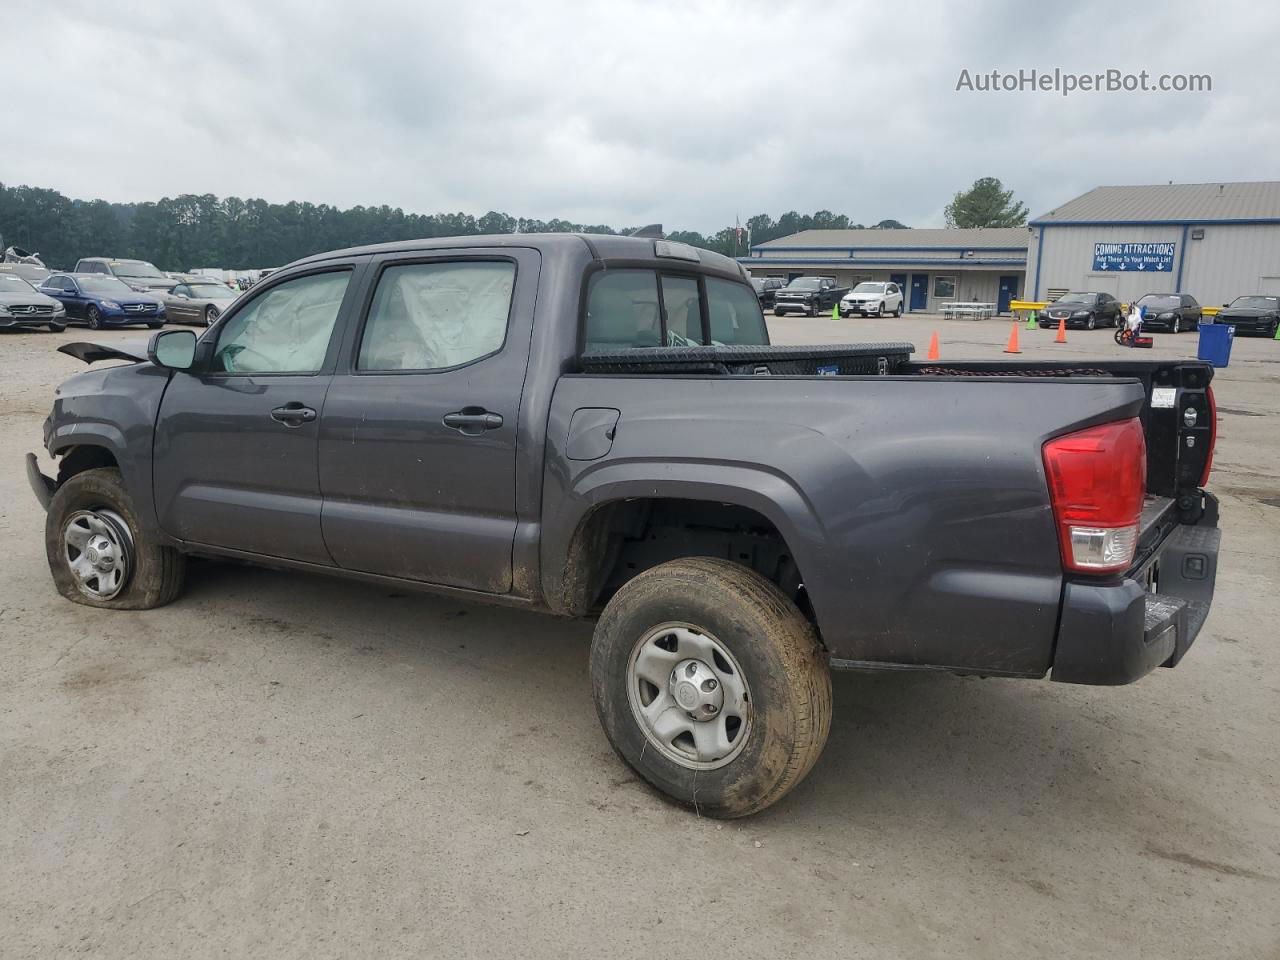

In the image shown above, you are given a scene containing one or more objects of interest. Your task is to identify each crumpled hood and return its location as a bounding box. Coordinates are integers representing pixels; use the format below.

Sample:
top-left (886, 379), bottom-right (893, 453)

top-left (58, 339), bottom-right (151, 364)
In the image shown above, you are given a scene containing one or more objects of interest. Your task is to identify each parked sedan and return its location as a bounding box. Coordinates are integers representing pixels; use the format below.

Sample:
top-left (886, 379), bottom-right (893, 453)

top-left (1134, 293), bottom-right (1201, 333)
top-left (38, 274), bottom-right (166, 329)
top-left (1214, 295), bottom-right (1280, 337)
top-left (1039, 291), bottom-right (1125, 330)
top-left (0, 274), bottom-right (67, 331)
top-left (160, 279), bottom-right (240, 325)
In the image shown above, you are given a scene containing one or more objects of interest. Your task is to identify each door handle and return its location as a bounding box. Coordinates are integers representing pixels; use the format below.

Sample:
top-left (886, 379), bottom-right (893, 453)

top-left (270, 403), bottom-right (317, 426)
top-left (442, 408), bottom-right (503, 436)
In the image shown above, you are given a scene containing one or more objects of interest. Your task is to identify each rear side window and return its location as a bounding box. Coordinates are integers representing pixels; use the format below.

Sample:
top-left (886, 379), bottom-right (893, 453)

top-left (358, 260), bottom-right (515, 371)
top-left (584, 269), bottom-right (768, 350)
top-left (705, 277), bottom-right (768, 345)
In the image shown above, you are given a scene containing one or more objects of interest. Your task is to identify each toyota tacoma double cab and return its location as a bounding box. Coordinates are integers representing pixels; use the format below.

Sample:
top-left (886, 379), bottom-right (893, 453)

top-left (772, 275), bottom-right (849, 316)
top-left (27, 234), bottom-right (1222, 817)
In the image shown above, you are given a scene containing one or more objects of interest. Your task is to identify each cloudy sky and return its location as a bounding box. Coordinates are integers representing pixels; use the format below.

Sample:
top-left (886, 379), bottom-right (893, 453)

top-left (5, 0), bottom-right (1276, 232)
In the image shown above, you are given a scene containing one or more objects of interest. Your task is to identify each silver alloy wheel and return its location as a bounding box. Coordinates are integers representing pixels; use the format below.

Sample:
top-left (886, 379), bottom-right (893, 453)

top-left (626, 622), bottom-right (752, 770)
top-left (1172, 316), bottom-right (1180, 333)
top-left (62, 508), bottom-right (133, 600)
top-left (87, 306), bottom-right (101, 330)
top-left (205, 306), bottom-right (219, 325)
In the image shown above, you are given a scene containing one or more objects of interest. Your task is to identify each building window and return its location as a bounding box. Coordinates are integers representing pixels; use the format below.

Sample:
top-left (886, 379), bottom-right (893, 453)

top-left (933, 275), bottom-right (956, 299)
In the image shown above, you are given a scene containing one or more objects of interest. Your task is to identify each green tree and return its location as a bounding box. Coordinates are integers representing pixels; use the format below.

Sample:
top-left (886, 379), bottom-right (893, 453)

top-left (944, 177), bottom-right (1028, 228)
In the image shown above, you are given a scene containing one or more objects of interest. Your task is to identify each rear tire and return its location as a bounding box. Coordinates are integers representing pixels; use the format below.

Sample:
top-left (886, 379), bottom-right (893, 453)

top-left (45, 467), bottom-right (185, 610)
top-left (205, 305), bottom-right (219, 326)
top-left (590, 557), bottom-right (832, 818)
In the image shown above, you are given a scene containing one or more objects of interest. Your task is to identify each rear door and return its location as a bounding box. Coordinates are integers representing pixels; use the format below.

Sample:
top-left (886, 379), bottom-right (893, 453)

top-left (153, 262), bottom-right (364, 563)
top-left (316, 247), bottom-right (539, 592)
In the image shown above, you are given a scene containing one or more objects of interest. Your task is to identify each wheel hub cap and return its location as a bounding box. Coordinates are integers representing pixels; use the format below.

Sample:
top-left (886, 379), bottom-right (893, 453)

top-left (670, 659), bottom-right (723, 718)
top-left (626, 623), bottom-right (752, 771)
top-left (62, 509), bottom-right (133, 600)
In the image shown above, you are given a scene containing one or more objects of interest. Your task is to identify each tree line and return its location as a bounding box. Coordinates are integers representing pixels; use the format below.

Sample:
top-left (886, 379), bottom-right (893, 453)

top-left (0, 182), bottom-right (914, 271)
top-left (0, 176), bottom-right (1025, 271)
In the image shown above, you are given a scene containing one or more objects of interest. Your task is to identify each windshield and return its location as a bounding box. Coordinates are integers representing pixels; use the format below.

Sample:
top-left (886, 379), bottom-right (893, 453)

top-left (78, 276), bottom-right (135, 294)
top-left (188, 283), bottom-right (235, 299)
top-left (0, 275), bottom-right (35, 293)
top-left (852, 282), bottom-right (886, 294)
top-left (1137, 295), bottom-right (1180, 310)
top-left (111, 260), bottom-right (165, 279)
top-left (1055, 292), bottom-right (1096, 304)
top-left (786, 278), bottom-right (822, 290)
top-left (1228, 296), bottom-right (1278, 310)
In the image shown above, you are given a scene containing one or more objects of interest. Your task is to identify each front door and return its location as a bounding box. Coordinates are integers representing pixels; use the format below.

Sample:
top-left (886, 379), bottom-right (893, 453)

top-left (998, 275), bottom-right (1020, 314)
top-left (153, 265), bottom-right (363, 563)
top-left (317, 249), bottom-right (539, 593)
top-left (909, 274), bottom-right (928, 311)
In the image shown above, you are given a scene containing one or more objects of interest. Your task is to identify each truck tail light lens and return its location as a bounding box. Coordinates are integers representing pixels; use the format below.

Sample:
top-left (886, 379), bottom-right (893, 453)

top-left (1200, 385), bottom-right (1216, 486)
top-left (1043, 418), bottom-right (1146, 573)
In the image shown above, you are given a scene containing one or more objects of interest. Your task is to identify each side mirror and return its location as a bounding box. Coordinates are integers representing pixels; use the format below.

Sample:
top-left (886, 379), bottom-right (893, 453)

top-left (1222, 303), bottom-right (1229, 308)
top-left (148, 329), bottom-right (197, 371)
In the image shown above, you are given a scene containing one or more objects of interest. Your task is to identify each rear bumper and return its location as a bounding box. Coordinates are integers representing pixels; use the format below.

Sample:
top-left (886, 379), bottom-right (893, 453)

top-left (1051, 497), bottom-right (1220, 685)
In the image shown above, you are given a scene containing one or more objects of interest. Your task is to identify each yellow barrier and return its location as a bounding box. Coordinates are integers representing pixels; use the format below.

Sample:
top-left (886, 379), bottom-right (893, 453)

top-left (1202, 306), bottom-right (1220, 317)
top-left (1008, 299), bottom-right (1048, 312)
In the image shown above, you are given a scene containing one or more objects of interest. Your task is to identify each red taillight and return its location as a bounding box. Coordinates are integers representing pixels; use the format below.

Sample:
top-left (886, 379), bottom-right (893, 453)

top-left (1043, 418), bottom-right (1146, 573)
top-left (1201, 385), bottom-right (1217, 486)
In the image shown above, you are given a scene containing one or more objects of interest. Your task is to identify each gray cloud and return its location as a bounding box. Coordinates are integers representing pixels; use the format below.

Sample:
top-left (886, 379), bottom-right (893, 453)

top-left (4, 0), bottom-right (1275, 232)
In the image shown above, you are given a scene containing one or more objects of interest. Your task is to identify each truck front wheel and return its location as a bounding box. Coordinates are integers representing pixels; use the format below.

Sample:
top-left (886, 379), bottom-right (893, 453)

top-left (45, 467), bottom-right (186, 610)
top-left (589, 557), bottom-right (832, 818)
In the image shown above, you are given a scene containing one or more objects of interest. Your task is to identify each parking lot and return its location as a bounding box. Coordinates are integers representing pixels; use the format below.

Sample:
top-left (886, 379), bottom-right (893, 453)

top-left (1, 315), bottom-right (1277, 959)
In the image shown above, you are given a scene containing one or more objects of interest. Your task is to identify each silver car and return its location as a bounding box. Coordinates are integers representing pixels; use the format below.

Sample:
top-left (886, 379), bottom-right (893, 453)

top-left (160, 279), bottom-right (240, 326)
top-left (0, 273), bottom-right (67, 331)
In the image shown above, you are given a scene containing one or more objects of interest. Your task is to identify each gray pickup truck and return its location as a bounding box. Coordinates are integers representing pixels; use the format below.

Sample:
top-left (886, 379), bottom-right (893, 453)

top-left (27, 234), bottom-right (1221, 817)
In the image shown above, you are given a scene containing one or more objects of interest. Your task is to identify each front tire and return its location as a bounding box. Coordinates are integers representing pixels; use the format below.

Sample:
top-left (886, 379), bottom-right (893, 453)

top-left (590, 557), bottom-right (832, 818)
top-left (50, 322), bottom-right (67, 333)
top-left (45, 467), bottom-right (185, 610)
top-left (87, 306), bottom-right (102, 330)
top-left (1086, 314), bottom-right (1097, 330)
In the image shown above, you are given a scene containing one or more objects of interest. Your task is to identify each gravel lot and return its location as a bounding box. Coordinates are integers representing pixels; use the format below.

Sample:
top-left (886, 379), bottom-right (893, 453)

top-left (1, 316), bottom-right (1277, 959)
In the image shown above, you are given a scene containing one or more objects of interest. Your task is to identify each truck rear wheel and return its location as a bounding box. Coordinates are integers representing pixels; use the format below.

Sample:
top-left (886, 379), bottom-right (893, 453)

top-left (589, 557), bottom-right (831, 818)
top-left (45, 467), bottom-right (186, 610)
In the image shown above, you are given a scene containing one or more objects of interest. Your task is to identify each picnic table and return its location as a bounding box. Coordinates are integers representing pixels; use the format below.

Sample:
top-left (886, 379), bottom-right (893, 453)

top-left (940, 301), bottom-right (996, 321)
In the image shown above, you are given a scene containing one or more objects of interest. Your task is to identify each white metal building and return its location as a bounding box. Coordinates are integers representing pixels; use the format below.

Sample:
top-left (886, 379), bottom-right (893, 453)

top-left (740, 228), bottom-right (1027, 314)
top-left (1027, 181), bottom-right (1280, 307)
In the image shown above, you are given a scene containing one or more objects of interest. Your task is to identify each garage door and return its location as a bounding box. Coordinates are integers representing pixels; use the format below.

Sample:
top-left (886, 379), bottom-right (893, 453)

top-left (1085, 274), bottom-right (1120, 296)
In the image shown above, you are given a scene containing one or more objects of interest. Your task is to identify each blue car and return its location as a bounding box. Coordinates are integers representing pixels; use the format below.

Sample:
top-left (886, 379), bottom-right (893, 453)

top-left (38, 273), bottom-right (166, 329)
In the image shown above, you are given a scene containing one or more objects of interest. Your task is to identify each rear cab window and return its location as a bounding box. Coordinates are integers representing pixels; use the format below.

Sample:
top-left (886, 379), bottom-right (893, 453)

top-left (584, 269), bottom-right (767, 352)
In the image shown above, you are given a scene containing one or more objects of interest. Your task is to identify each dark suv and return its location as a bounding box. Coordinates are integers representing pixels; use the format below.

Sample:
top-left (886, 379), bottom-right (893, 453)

top-left (1135, 293), bottom-right (1201, 334)
top-left (73, 257), bottom-right (177, 294)
top-left (750, 276), bottom-right (783, 308)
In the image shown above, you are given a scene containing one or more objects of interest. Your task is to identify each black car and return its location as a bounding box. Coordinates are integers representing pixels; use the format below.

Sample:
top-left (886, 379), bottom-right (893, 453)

top-left (750, 276), bottom-right (783, 308)
top-left (1215, 295), bottom-right (1280, 337)
top-left (1134, 293), bottom-right (1201, 334)
top-left (1040, 291), bottom-right (1124, 330)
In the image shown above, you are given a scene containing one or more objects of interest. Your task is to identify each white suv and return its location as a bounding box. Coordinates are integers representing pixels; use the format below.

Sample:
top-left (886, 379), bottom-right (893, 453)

top-left (840, 281), bottom-right (903, 317)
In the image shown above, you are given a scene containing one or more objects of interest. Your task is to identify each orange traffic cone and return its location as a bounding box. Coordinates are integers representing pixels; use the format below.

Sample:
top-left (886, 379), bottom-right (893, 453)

top-left (1004, 320), bottom-right (1021, 354)
top-left (927, 331), bottom-right (940, 361)
top-left (1054, 317), bottom-right (1067, 343)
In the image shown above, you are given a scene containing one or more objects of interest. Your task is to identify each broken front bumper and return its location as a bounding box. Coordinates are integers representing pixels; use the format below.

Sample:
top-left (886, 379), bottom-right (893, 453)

top-left (27, 452), bottom-right (54, 510)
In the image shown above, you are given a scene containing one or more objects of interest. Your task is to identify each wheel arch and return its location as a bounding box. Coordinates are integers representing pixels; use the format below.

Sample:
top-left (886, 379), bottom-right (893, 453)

top-left (543, 471), bottom-right (827, 625)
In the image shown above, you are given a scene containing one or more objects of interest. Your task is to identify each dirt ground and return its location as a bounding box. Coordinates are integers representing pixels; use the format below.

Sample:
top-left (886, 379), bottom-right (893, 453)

top-left (1, 315), bottom-right (1277, 959)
